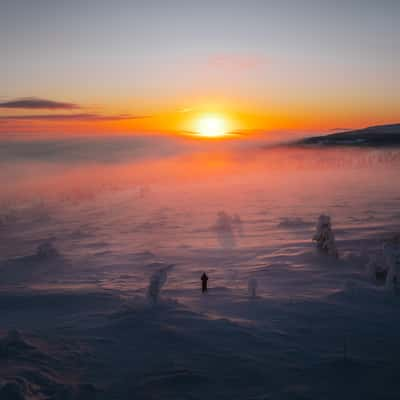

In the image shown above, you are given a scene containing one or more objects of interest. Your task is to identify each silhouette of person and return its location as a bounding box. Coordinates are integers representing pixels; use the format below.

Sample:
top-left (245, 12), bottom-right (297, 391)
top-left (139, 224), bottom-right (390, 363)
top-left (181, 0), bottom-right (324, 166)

top-left (201, 272), bottom-right (208, 293)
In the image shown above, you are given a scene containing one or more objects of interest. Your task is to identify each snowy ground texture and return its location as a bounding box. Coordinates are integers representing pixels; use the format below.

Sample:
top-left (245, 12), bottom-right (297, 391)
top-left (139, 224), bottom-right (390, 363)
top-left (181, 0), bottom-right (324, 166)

top-left (1, 137), bottom-right (400, 399)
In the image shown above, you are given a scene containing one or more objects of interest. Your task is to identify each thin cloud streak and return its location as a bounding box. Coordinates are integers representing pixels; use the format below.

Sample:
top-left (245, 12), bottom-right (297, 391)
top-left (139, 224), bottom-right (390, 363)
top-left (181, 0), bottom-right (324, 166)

top-left (0, 97), bottom-right (80, 110)
top-left (0, 113), bottom-right (149, 121)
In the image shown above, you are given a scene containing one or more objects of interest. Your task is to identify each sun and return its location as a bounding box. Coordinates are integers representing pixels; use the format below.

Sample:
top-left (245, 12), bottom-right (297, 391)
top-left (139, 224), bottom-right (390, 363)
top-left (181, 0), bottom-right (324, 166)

top-left (195, 114), bottom-right (229, 138)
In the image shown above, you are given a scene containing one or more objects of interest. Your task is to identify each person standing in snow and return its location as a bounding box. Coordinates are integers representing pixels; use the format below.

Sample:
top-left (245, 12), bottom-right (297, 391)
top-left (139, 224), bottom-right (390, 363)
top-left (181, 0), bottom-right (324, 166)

top-left (201, 272), bottom-right (208, 293)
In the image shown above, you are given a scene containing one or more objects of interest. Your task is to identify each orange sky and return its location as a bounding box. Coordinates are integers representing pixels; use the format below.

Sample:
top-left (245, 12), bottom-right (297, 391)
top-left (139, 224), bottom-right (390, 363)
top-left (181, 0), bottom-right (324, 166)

top-left (1, 2), bottom-right (399, 138)
top-left (1, 100), bottom-right (399, 139)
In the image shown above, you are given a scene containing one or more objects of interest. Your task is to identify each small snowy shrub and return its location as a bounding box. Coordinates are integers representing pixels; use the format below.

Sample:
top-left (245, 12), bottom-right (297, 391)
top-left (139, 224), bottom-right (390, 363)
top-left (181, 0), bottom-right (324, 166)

top-left (366, 254), bottom-right (388, 283)
top-left (36, 240), bottom-right (59, 259)
top-left (248, 278), bottom-right (257, 298)
top-left (383, 235), bottom-right (400, 291)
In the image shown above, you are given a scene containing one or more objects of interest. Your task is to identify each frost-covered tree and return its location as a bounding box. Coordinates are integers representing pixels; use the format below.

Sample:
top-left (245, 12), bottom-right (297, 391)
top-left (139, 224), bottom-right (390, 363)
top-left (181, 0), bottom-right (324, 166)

top-left (214, 211), bottom-right (236, 249)
top-left (147, 265), bottom-right (173, 304)
top-left (313, 214), bottom-right (338, 258)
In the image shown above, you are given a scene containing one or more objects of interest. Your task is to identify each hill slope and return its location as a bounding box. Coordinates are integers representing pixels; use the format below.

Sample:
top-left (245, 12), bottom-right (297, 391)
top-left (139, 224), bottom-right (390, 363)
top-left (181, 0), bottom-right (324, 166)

top-left (298, 124), bottom-right (400, 147)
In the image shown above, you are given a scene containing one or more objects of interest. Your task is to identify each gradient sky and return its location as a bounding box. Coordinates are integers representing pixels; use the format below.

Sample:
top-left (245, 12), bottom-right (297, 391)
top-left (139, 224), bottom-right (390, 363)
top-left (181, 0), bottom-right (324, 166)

top-left (1, 0), bottom-right (399, 136)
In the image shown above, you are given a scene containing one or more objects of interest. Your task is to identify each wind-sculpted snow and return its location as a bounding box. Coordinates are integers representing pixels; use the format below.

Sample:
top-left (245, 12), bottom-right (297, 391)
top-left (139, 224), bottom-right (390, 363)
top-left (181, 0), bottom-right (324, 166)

top-left (277, 216), bottom-right (313, 229)
top-left (0, 329), bottom-right (98, 400)
top-left (1, 142), bottom-right (400, 398)
top-left (0, 240), bottom-right (64, 285)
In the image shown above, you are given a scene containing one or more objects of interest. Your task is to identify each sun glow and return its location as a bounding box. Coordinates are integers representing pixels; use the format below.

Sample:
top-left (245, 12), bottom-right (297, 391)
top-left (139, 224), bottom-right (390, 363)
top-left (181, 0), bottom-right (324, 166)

top-left (195, 114), bottom-right (229, 138)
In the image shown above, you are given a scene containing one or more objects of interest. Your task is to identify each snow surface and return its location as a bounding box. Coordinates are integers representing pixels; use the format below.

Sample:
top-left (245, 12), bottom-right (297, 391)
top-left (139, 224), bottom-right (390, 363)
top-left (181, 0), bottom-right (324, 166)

top-left (1, 137), bottom-right (400, 399)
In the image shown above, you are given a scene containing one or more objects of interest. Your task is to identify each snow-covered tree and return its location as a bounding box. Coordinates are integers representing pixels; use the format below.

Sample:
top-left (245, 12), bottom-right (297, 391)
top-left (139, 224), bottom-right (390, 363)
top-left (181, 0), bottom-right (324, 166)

top-left (147, 265), bottom-right (173, 304)
top-left (313, 214), bottom-right (338, 258)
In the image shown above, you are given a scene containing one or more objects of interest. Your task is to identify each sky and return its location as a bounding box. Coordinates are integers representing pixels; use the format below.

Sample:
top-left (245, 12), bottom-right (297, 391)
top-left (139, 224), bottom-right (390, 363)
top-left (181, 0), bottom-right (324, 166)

top-left (0, 0), bottom-right (399, 137)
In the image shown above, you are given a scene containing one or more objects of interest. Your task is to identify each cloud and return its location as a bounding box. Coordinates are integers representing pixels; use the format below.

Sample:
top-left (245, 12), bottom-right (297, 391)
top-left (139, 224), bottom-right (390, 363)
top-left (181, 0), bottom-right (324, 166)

top-left (0, 97), bottom-right (79, 110)
top-left (0, 113), bottom-right (148, 121)
top-left (328, 128), bottom-right (351, 132)
top-left (179, 108), bottom-right (195, 113)
top-left (206, 53), bottom-right (266, 72)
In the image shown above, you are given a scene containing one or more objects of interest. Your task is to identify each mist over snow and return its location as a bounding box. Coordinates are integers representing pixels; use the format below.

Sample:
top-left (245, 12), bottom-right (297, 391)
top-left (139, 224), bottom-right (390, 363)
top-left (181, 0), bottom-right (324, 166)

top-left (1, 135), bottom-right (400, 399)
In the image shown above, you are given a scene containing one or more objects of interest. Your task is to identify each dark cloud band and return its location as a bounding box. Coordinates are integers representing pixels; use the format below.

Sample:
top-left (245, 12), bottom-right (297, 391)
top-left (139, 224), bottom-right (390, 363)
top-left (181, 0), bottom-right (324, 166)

top-left (0, 97), bottom-right (79, 110)
top-left (0, 113), bottom-right (148, 121)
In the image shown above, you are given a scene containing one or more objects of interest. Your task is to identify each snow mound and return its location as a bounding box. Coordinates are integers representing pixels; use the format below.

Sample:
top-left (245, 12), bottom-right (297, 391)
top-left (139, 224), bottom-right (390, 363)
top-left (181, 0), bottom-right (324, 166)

top-left (0, 381), bottom-right (27, 400)
top-left (0, 330), bottom-right (35, 358)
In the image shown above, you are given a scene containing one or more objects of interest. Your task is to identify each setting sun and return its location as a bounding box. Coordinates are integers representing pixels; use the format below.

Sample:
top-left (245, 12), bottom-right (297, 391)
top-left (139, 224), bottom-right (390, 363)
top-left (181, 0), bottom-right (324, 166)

top-left (195, 115), bottom-right (229, 138)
